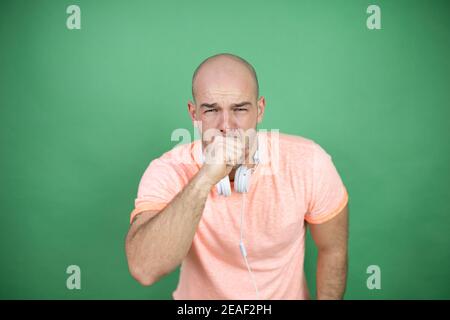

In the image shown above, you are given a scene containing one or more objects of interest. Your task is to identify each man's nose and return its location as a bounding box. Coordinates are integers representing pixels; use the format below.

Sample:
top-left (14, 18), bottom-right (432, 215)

top-left (218, 111), bottom-right (234, 134)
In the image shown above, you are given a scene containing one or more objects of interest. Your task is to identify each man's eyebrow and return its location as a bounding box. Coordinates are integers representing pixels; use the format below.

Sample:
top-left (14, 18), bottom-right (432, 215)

top-left (199, 101), bottom-right (252, 108)
top-left (200, 103), bottom-right (218, 108)
top-left (232, 101), bottom-right (252, 107)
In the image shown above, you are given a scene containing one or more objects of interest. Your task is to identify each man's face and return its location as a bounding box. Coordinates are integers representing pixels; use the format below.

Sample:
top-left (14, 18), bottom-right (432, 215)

top-left (188, 58), bottom-right (265, 160)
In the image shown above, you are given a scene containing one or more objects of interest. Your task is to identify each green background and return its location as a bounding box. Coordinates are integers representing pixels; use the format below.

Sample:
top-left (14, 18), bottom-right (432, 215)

top-left (1, 0), bottom-right (449, 299)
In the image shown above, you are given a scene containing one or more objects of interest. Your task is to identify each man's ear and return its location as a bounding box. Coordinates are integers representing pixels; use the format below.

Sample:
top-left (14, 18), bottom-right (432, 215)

top-left (187, 100), bottom-right (197, 122)
top-left (256, 96), bottom-right (266, 124)
top-left (188, 101), bottom-right (202, 137)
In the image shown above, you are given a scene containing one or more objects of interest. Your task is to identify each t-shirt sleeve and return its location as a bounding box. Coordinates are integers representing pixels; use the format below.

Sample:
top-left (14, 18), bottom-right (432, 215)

top-left (129, 157), bottom-right (186, 224)
top-left (305, 142), bottom-right (349, 224)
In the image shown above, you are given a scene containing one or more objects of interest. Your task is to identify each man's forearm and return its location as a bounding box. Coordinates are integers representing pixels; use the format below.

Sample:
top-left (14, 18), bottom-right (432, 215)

top-left (316, 248), bottom-right (348, 299)
top-left (126, 169), bottom-right (214, 285)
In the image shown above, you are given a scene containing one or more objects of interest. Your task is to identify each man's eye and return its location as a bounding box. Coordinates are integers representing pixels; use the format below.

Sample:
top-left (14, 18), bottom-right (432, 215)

top-left (235, 108), bottom-right (247, 112)
top-left (205, 109), bottom-right (218, 113)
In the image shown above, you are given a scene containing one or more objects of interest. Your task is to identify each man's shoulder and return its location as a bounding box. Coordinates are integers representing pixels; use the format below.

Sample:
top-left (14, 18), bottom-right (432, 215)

top-left (277, 132), bottom-right (315, 146)
top-left (267, 131), bottom-right (340, 171)
top-left (276, 132), bottom-right (339, 169)
top-left (156, 140), bottom-right (199, 167)
top-left (275, 132), bottom-right (318, 156)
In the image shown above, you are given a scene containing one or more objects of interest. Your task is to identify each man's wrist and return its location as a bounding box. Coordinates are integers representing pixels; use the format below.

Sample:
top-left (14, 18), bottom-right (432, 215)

top-left (194, 168), bottom-right (216, 194)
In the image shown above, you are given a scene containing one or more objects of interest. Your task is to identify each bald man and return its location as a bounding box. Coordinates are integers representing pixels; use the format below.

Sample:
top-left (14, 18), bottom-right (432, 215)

top-left (125, 53), bottom-right (349, 300)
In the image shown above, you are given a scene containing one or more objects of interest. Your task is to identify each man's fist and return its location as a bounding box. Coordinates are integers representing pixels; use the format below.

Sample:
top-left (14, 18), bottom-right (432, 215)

top-left (200, 132), bottom-right (245, 185)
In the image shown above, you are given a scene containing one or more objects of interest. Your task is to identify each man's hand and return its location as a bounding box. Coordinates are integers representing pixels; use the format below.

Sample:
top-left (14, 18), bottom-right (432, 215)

top-left (200, 132), bottom-right (245, 185)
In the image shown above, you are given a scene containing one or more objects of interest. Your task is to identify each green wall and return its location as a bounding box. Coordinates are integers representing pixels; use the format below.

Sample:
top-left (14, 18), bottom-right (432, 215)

top-left (1, 0), bottom-right (449, 299)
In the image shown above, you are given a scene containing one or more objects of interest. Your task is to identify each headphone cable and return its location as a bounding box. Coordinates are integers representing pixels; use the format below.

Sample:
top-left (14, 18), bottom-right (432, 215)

top-left (239, 191), bottom-right (261, 300)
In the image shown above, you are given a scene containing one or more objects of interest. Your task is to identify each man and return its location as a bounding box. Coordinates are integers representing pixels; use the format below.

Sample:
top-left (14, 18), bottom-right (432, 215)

top-left (125, 53), bottom-right (349, 300)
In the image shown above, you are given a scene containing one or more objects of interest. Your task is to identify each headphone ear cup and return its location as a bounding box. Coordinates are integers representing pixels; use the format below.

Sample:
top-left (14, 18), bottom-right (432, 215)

top-left (216, 175), bottom-right (232, 196)
top-left (234, 166), bottom-right (251, 193)
top-left (199, 150), bottom-right (205, 164)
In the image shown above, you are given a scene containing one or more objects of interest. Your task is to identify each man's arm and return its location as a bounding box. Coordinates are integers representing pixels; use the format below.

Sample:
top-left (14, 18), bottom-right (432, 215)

top-left (308, 203), bottom-right (349, 300)
top-left (125, 135), bottom-right (244, 286)
top-left (125, 169), bottom-right (214, 286)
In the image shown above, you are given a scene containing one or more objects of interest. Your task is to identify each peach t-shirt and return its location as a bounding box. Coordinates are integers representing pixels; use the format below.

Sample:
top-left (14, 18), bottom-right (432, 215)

top-left (129, 131), bottom-right (348, 299)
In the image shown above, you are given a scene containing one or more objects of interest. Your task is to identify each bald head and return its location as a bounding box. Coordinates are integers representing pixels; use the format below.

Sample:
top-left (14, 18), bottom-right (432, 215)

top-left (191, 53), bottom-right (259, 102)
